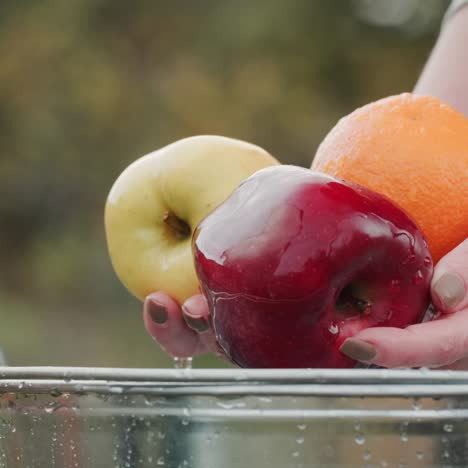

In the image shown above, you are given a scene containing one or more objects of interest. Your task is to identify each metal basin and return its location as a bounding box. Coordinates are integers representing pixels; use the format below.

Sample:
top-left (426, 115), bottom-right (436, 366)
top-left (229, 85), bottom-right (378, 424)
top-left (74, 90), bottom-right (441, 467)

top-left (1, 367), bottom-right (468, 467)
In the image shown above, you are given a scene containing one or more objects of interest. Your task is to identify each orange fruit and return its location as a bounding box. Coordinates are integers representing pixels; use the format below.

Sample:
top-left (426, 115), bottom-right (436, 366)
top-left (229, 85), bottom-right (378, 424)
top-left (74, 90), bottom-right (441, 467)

top-left (312, 93), bottom-right (468, 263)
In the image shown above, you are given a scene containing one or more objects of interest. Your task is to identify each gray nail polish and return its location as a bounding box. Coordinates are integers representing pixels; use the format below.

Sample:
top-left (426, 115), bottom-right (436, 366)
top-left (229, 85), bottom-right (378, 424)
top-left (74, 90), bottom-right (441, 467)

top-left (339, 338), bottom-right (377, 362)
top-left (433, 273), bottom-right (465, 310)
top-left (183, 309), bottom-right (209, 333)
top-left (147, 300), bottom-right (168, 325)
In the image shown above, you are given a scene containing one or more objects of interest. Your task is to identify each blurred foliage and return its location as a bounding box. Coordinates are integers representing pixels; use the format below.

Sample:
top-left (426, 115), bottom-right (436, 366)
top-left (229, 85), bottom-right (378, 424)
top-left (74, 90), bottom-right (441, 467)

top-left (0, 0), bottom-right (449, 367)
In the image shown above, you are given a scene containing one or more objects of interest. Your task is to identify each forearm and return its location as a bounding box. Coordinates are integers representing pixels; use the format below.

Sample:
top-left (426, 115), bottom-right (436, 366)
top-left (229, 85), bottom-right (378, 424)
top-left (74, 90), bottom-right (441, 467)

top-left (414, 4), bottom-right (468, 116)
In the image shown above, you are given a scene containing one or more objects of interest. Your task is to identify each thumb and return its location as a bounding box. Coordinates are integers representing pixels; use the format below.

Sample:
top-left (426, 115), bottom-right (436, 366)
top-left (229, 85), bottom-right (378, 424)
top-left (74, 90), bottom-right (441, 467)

top-left (339, 239), bottom-right (468, 368)
top-left (340, 310), bottom-right (468, 368)
top-left (431, 238), bottom-right (468, 313)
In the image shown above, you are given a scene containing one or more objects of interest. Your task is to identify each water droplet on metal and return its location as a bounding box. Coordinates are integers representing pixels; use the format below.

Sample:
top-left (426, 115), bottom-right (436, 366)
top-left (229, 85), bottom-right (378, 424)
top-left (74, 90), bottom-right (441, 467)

top-left (416, 451), bottom-right (424, 460)
top-left (110, 386), bottom-right (124, 394)
top-left (296, 437), bottom-right (304, 444)
top-left (258, 397), bottom-right (272, 404)
top-left (400, 432), bottom-right (408, 442)
top-left (412, 398), bottom-right (422, 410)
top-left (217, 401), bottom-right (247, 409)
top-left (363, 449), bottom-right (371, 460)
top-left (44, 402), bottom-right (62, 414)
top-left (443, 423), bottom-right (453, 433)
top-left (355, 433), bottom-right (366, 445)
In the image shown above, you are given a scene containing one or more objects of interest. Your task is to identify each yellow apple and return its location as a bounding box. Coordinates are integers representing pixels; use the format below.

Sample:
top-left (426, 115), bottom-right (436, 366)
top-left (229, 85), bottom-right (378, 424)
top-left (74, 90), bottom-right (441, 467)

top-left (105, 135), bottom-right (279, 303)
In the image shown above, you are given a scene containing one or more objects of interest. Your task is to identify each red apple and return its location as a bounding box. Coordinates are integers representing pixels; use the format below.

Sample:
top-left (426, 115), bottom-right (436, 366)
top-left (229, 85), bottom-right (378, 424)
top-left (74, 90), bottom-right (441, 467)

top-left (192, 166), bottom-right (433, 368)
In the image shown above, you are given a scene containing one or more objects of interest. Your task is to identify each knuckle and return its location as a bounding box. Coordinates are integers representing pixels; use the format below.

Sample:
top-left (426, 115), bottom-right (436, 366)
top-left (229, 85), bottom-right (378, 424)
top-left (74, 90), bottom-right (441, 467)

top-left (437, 335), bottom-right (464, 366)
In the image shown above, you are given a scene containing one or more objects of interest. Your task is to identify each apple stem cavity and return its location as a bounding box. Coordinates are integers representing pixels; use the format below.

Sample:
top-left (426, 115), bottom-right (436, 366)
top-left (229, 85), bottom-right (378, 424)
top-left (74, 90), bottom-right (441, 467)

top-left (355, 298), bottom-right (371, 314)
top-left (336, 283), bottom-right (371, 319)
top-left (163, 211), bottom-right (191, 240)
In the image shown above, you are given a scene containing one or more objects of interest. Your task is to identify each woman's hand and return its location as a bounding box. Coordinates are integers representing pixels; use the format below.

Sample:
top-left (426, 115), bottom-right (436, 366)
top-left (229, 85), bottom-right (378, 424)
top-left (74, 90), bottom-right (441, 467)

top-left (144, 239), bottom-right (468, 369)
top-left (143, 291), bottom-right (222, 359)
top-left (338, 3), bottom-right (468, 370)
top-left (340, 239), bottom-right (468, 369)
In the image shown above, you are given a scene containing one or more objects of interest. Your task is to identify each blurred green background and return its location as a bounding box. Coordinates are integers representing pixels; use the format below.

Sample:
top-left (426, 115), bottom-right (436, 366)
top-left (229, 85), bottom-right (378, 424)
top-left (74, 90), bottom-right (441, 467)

top-left (0, 0), bottom-right (450, 368)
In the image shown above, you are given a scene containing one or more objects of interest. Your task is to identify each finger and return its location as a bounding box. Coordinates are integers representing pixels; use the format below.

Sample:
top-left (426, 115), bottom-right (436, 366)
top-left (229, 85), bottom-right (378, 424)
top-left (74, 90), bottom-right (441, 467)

top-left (431, 238), bottom-right (468, 313)
top-left (181, 294), bottom-right (210, 332)
top-left (143, 292), bottom-right (202, 358)
top-left (438, 356), bottom-right (468, 370)
top-left (182, 295), bottom-right (227, 357)
top-left (340, 308), bottom-right (468, 368)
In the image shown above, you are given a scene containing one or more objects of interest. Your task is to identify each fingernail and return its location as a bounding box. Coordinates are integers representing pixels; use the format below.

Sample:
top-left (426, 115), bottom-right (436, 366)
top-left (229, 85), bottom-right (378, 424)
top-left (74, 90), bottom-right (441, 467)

top-left (146, 299), bottom-right (168, 325)
top-left (339, 338), bottom-right (377, 362)
top-left (182, 308), bottom-right (209, 333)
top-left (433, 273), bottom-right (465, 310)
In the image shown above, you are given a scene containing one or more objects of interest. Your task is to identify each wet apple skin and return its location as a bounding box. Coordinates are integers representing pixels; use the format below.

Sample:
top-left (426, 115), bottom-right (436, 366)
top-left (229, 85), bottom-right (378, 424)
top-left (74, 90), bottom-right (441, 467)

top-left (193, 166), bottom-right (433, 368)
